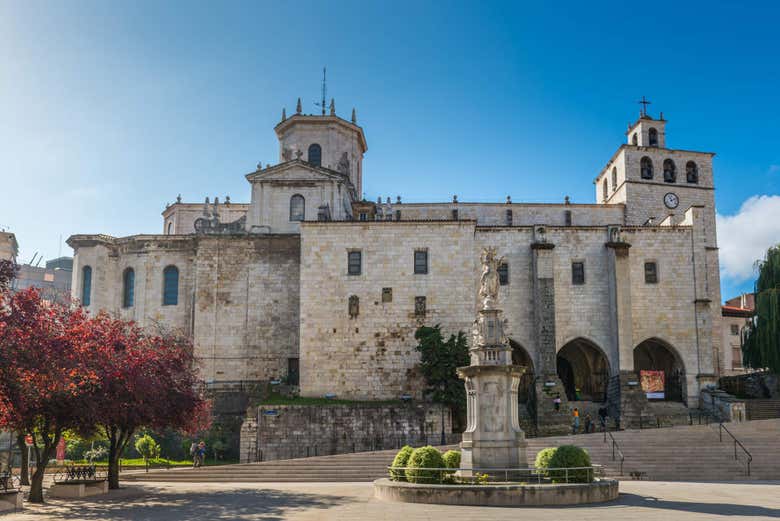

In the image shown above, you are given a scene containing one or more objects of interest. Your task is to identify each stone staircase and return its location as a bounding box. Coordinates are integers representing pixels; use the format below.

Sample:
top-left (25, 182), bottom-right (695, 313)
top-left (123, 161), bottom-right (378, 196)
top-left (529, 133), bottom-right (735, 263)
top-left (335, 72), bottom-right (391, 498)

top-left (125, 419), bottom-right (780, 483)
top-left (745, 399), bottom-right (780, 420)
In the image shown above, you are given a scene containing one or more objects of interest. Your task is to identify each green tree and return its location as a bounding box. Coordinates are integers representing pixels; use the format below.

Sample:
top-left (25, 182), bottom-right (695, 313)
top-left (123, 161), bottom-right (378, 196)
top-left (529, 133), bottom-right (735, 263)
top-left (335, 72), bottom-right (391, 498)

top-left (134, 434), bottom-right (161, 465)
top-left (743, 245), bottom-right (780, 372)
top-left (414, 325), bottom-right (469, 430)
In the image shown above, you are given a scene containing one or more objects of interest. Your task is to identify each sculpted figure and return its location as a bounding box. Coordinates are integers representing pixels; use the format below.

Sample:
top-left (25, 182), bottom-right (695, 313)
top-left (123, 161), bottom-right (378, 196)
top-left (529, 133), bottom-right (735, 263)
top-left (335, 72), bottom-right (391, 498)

top-left (478, 247), bottom-right (505, 308)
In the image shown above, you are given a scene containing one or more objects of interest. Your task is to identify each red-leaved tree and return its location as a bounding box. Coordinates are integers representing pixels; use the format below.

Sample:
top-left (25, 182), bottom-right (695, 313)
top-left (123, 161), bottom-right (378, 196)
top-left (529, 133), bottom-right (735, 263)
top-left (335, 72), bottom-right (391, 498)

top-left (79, 313), bottom-right (209, 489)
top-left (0, 288), bottom-right (99, 503)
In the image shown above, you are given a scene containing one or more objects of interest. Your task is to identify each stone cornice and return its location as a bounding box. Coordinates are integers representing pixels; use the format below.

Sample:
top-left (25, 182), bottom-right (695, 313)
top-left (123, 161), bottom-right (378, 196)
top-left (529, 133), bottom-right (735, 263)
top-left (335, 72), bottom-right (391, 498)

top-left (274, 114), bottom-right (367, 152)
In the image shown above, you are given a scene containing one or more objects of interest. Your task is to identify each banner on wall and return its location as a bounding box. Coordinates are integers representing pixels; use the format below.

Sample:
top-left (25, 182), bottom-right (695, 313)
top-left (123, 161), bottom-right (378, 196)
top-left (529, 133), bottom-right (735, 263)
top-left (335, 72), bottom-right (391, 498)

top-left (640, 370), bottom-right (665, 399)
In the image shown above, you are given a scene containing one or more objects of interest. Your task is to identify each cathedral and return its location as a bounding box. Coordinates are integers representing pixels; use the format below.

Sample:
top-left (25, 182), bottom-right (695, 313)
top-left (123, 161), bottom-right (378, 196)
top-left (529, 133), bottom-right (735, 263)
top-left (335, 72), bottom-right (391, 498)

top-left (68, 99), bottom-right (723, 434)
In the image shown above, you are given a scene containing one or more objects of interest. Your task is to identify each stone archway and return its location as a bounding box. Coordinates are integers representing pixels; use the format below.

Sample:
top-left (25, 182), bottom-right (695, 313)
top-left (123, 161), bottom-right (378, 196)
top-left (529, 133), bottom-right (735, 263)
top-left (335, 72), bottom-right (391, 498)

top-left (509, 339), bottom-right (534, 404)
top-left (556, 338), bottom-right (609, 402)
top-left (634, 338), bottom-right (686, 402)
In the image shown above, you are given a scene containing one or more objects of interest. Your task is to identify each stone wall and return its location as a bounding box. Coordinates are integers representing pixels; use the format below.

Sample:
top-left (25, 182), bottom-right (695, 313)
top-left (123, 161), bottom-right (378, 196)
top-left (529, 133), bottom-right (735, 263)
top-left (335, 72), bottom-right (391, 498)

top-left (240, 402), bottom-right (453, 463)
top-left (393, 203), bottom-right (624, 227)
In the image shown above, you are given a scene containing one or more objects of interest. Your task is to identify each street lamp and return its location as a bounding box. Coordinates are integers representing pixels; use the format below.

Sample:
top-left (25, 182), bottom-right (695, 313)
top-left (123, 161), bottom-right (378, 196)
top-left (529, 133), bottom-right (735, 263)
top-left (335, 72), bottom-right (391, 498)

top-left (439, 383), bottom-right (446, 446)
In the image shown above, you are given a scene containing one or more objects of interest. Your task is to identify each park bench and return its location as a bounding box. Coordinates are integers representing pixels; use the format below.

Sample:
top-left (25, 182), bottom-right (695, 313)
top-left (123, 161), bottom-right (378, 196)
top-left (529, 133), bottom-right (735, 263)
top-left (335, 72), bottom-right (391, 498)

top-left (48, 465), bottom-right (108, 498)
top-left (0, 470), bottom-right (22, 513)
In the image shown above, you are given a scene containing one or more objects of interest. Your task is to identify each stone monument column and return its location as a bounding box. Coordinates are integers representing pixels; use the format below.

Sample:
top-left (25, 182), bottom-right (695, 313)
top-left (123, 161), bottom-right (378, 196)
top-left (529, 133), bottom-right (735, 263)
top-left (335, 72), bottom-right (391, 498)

top-left (458, 247), bottom-right (527, 475)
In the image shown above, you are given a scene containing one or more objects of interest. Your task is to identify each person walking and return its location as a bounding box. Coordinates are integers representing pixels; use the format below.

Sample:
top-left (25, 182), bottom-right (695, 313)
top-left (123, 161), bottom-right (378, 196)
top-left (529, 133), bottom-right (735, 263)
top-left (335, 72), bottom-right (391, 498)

top-left (598, 406), bottom-right (608, 431)
top-left (584, 413), bottom-right (593, 434)
top-left (190, 442), bottom-right (198, 467)
top-left (196, 441), bottom-right (206, 468)
top-left (572, 408), bottom-right (580, 434)
top-left (553, 393), bottom-right (561, 412)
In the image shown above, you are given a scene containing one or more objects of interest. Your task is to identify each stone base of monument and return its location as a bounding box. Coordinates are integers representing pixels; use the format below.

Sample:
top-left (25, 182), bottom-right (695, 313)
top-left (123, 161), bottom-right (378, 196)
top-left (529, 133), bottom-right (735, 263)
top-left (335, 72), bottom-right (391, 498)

top-left (0, 490), bottom-right (22, 512)
top-left (48, 480), bottom-right (108, 499)
top-left (373, 478), bottom-right (619, 506)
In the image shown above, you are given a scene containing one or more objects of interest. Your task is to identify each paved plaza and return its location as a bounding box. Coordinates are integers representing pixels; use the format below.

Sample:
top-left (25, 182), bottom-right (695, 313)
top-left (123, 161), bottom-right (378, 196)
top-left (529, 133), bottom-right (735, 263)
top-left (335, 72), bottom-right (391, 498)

top-left (5, 480), bottom-right (780, 520)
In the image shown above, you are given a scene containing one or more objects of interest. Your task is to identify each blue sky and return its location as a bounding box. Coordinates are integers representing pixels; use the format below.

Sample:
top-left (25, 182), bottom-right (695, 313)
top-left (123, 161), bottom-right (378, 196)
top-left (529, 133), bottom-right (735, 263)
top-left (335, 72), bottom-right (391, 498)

top-left (1, 1), bottom-right (779, 302)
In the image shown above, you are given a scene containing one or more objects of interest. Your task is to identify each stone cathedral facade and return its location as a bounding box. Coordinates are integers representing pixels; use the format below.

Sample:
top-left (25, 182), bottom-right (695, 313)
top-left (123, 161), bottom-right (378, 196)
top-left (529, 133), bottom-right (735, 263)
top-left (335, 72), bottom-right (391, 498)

top-left (68, 101), bottom-right (723, 433)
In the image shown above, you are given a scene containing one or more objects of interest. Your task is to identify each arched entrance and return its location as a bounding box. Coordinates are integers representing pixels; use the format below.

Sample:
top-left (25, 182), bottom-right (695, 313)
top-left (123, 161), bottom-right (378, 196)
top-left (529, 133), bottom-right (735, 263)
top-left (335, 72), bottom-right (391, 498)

top-left (556, 338), bottom-right (609, 402)
top-left (634, 338), bottom-right (685, 402)
top-left (509, 339), bottom-right (534, 404)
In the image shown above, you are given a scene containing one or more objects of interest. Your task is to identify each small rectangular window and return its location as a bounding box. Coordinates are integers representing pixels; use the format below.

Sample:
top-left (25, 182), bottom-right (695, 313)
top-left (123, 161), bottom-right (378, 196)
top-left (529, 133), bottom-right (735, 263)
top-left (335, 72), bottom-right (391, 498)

top-left (395, 209), bottom-right (401, 221)
top-left (564, 210), bottom-right (572, 226)
top-left (730, 324), bottom-right (740, 336)
top-left (506, 209), bottom-right (513, 225)
top-left (382, 287), bottom-right (393, 303)
top-left (415, 296), bottom-right (426, 316)
top-left (348, 251), bottom-right (362, 276)
top-left (644, 262), bottom-right (658, 284)
top-left (414, 250), bottom-right (428, 274)
top-left (572, 262), bottom-right (585, 285)
top-left (498, 263), bottom-right (509, 286)
top-left (732, 347), bottom-right (743, 369)
top-left (359, 212), bottom-right (367, 221)
top-left (452, 209), bottom-right (459, 220)
top-left (287, 358), bottom-right (300, 386)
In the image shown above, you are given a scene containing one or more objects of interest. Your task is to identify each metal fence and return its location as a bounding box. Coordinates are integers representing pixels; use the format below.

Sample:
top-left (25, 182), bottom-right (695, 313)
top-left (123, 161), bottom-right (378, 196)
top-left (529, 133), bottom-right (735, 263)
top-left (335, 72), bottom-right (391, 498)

top-left (387, 465), bottom-right (604, 484)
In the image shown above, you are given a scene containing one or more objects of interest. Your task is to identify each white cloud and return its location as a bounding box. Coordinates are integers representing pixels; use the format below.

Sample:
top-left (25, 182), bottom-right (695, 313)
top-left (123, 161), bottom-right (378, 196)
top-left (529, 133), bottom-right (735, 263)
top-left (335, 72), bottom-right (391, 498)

top-left (717, 195), bottom-right (780, 282)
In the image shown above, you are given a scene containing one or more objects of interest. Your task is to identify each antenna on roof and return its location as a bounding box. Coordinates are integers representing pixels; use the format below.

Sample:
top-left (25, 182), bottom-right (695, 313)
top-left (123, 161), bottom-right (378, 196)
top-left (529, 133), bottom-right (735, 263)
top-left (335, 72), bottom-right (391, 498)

top-left (314, 67), bottom-right (327, 115)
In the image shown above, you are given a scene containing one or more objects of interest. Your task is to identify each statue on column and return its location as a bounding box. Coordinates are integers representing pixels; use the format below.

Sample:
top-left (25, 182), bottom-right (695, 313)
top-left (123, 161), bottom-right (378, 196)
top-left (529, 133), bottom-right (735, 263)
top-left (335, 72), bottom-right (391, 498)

top-left (479, 247), bottom-right (505, 309)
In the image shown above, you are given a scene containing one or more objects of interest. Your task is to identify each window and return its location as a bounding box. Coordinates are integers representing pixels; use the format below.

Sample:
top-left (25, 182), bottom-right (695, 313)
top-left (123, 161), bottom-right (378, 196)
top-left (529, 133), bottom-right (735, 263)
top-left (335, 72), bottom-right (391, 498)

top-left (287, 358), bottom-right (300, 386)
top-left (348, 295), bottom-right (359, 317)
top-left (414, 296), bottom-right (426, 316)
top-left (347, 251), bottom-right (362, 275)
top-left (382, 287), bottom-right (393, 303)
top-left (122, 268), bottom-right (135, 308)
top-left (564, 210), bottom-right (572, 226)
top-left (163, 265), bottom-right (179, 306)
top-left (686, 161), bottom-right (699, 184)
top-left (649, 128), bottom-right (659, 147)
top-left (498, 263), bottom-right (509, 286)
top-left (632, 133), bottom-right (638, 145)
top-left (663, 159), bottom-right (677, 183)
top-left (571, 262), bottom-right (585, 285)
top-left (395, 209), bottom-right (401, 221)
top-left (290, 194), bottom-right (305, 221)
top-left (644, 262), bottom-right (658, 284)
top-left (81, 266), bottom-right (92, 306)
top-left (506, 209), bottom-right (513, 225)
top-left (167, 222), bottom-right (173, 235)
top-left (307, 143), bottom-right (322, 167)
top-left (452, 208), bottom-right (459, 220)
top-left (359, 212), bottom-right (367, 221)
top-left (732, 347), bottom-right (743, 369)
top-left (730, 324), bottom-right (740, 336)
top-left (414, 250), bottom-right (428, 274)
top-left (640, 156), bottom-right (654, 179)
top-left (602, 179), bottom-right (608, 201)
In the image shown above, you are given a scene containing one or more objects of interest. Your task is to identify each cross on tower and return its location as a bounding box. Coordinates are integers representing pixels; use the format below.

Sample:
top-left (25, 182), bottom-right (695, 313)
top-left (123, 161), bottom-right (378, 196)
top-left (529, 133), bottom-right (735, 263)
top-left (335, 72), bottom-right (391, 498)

top-left (637, 96), bottom-right (652, 117)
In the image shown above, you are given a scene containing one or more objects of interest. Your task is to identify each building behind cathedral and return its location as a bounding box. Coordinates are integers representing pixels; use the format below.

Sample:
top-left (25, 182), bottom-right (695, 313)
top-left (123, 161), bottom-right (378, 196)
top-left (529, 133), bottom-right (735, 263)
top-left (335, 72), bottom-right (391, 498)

top-left (67, 100), bottom-right (727, 442)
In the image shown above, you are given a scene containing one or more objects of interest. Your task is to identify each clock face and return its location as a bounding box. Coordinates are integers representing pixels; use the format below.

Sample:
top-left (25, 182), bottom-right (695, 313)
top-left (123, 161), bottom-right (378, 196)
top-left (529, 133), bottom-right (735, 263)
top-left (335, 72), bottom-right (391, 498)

top-left (664, 192), bottom-right (679, 209)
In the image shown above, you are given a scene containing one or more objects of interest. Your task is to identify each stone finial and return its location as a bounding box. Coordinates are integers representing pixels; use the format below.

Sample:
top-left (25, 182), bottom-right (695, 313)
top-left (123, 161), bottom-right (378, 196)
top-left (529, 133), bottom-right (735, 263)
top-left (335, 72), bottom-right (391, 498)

top-left (564, 195), bottom-right (571, 205)
top-left (176, 194), bottom-right (182, 204)
top-left (386, 196), bottom-right (391, 204)
top-left (296, 98), bottom-right (302, 114)
top-left (377, 196), bottom-right (382, 205)
top-left (282, 108), bottom-right (287, 121)
top-left (329, 98), bottom-right (335, 116)
top-left (396, 195), bottom-right (401, 204)
top-left (205, 196), bottom-right (210, 205)
top-left (660, 111), bottom-right (664, 120)
top-left (453, 195), bottom-right (458, 203)
top-left (295, 149), bottom-right (303, 160)
top-left (351, 108), bottom-right (356, 124)
top-left (257, 162), bottom-right (262, 171)
top-left (506, 195), bottom-right (511, 204)
top-left (225, 195), bottom-right (231, 205)
top-left (214, 197), bottom-right (219, 206)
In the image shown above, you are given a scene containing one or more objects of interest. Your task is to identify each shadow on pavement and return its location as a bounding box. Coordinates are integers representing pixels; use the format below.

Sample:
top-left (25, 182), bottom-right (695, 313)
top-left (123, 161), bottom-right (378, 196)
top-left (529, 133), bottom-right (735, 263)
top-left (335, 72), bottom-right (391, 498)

top-left (619, 493), bottom-right (780, 518)
top-left (25, 485), bottom-right (350, 521)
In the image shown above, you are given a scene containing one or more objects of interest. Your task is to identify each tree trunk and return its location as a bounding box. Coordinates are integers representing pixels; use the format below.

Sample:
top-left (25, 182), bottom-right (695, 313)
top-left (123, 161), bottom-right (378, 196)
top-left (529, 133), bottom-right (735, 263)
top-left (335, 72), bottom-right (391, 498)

top-left (106, 426), bottom-right (133, 490)
top-left (27, 463), bottom-right (47, 503)
top-left (16, 434), bottom-right (29, 486)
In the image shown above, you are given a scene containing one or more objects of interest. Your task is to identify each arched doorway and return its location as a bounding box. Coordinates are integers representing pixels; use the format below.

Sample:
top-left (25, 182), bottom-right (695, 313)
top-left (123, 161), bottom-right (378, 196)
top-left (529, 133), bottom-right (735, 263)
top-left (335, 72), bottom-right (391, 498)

top-left (634, 338), bottom-right (685, 402)
top-left (556, 338), bottom-right (609, 402)
top-left (509, 339), bottom-right (534, 404)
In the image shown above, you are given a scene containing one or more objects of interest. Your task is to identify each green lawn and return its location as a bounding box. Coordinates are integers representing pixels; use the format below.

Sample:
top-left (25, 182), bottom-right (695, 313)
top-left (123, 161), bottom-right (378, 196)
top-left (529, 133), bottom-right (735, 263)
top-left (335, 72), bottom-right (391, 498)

top-left (70, 457), bottom-right (239, 468)
top-left (257, 395), bottom-right (404, 406)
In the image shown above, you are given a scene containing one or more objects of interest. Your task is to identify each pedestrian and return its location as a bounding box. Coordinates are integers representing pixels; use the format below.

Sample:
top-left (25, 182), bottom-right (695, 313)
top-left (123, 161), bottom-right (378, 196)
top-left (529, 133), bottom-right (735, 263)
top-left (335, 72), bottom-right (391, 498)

top-left (190, 442), bottom-right (198, 467)
top-left (572, 408), bottom-right (580, 434)
top-left (584, 413), bottom-right (593, 433)
top-left (553, 393), bottom-right (561, 412)
top-left (197, 441), bottom-right (206, 467)
top-left (598, 406), bottom-right (607, 431)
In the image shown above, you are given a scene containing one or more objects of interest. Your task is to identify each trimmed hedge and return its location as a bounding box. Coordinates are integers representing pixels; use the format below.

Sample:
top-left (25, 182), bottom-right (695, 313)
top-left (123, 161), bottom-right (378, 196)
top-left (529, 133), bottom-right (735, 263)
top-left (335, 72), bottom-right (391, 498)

top-left (389, 445), bottom-right (414, 481)
top-left (537, 445), bottom-right (592, 483)
top-left (534, 447), bottom-right (557, 474)
top-left (442, 450), bottom-right (461, 470)
top-left (405, 446), bottom-right (446, 484)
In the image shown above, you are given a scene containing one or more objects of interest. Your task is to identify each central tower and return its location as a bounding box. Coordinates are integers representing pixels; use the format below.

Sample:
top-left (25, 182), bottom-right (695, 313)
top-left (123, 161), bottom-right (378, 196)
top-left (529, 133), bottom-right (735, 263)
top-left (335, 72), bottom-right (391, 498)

top-left (458, 247), bottom-right (528, 473)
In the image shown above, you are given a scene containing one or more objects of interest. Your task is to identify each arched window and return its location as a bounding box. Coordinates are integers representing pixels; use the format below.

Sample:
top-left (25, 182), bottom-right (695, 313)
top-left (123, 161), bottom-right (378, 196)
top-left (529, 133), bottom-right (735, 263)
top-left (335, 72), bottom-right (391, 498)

top-left (307, 144), bottom-right (322, 167)
top-left (640, 156), bottom-right (654, 179)
top-left (663, 159), bottom-right (677, 183)
top-left (289, 194), bottom-right (305, 221)
top-left (163, 266), bottom-right (179, 306)
top-left (611, 167), bottom-right (617, 191)
top-left (81, 266), bottom-right (92, 306)
top-left (632, 133), bottom-right (638, 145)
top-left (122, 268), bottom-right (135, 308)
top-left (602, 179), bottom-right (608, 201)
top-left (167, 222), bottom-right (173, 235)
top-left (648, 128), bottom-right (659, 147)
top-left (686, 161), bottom-right (699, 184)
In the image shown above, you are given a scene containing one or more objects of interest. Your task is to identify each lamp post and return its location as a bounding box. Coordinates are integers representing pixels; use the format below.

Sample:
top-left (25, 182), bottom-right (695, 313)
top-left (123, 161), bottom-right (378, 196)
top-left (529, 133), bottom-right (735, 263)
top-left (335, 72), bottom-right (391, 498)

top-left (439, 383), bottom-right (446, 446)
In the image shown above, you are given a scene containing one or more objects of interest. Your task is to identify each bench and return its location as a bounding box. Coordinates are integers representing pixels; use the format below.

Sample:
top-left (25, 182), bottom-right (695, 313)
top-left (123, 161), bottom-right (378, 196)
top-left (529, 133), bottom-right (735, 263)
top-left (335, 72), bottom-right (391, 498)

top-left (0, 471), bottom-right (22, 513)
top-left (48, 465), bottom-right (108, 499)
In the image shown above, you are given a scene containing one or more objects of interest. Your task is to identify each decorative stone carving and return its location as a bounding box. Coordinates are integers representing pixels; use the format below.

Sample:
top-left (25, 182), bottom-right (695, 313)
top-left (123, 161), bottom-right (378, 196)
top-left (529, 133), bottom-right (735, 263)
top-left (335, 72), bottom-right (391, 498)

top-left (348, 295), bottom-right (359, 318)
top-left (282, 147), bottom-right (293, 161)
top-left (478, 247), bottom-right (505, 310)
top-left (337, 152), bottom-right (350, 174)
top-left (295, 149), bottom-right (303, 160)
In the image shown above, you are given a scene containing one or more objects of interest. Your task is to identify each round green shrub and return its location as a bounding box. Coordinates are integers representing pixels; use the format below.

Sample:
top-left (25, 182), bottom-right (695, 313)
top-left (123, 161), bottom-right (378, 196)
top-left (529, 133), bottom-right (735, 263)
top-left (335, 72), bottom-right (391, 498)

top-left (442, 450), bottom-right (461, 470)
top-left (389, 445), bottom-right (414, 481)
top-left (534, 447), bottom-right (557, 473)
top-left (405, 446), bottom-right (446, 484)
top-left (547, 445), bottom-right (592, 483)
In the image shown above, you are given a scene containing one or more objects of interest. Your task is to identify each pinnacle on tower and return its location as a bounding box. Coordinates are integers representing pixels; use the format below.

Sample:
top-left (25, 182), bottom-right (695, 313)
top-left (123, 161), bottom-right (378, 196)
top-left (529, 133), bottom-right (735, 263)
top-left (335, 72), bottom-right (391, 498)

top-left (351, 108), bottom-right (356, 124)
top-left (329, 98), bottom-right (335, 116)
top-left (296, 98), bottom-right (302, 114)
top-left (282, 108), bottom-right (287, 121)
